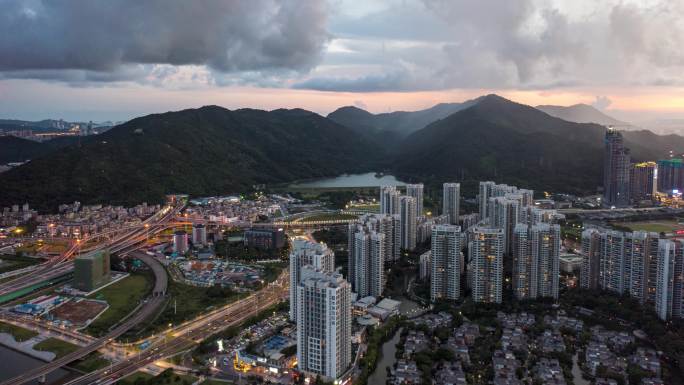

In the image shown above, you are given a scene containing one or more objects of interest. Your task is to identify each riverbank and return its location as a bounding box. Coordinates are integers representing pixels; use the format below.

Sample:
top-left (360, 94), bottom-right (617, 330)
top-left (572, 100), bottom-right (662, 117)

top-left (0, 344), bottom-right (74, 384)
top-left (284, 172), bottom-right (406, 189)
top-left (0, 332), bottom-right (56, 361)
top-left (367, 327), bottom-right (403, 384)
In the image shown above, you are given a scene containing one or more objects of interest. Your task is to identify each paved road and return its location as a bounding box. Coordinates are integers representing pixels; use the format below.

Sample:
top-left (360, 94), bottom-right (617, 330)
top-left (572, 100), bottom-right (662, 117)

top-left (63, 271), bottom-right (289, 385)
top-left (0, 252), bottom-right (169, 385)
top-left (0, 204), bottom-right (181, 298)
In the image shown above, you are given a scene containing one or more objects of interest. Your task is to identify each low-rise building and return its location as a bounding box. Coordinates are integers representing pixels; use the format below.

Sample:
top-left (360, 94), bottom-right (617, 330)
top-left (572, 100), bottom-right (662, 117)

top-left (433, 362), bottom-right (466, 385)
top-left (245, 228), bottom-right (285, 250)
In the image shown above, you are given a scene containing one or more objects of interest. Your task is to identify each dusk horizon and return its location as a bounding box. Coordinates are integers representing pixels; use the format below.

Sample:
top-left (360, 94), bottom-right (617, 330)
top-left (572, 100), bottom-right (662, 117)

top-left (2, 2), bottom-right (684, 385)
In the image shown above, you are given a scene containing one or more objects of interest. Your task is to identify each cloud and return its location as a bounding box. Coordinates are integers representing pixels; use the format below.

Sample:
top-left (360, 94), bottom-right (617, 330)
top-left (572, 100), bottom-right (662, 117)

top-left (592, 96), bottom-right (612, 110)
top-left (353, 100), bottom-right (368, 110)
top-left (298, 0), bottom-right (684, 92)
top-left (3, 0), bottom-right (684, 95)
top-left (0, 0), bottom-right (330, 83)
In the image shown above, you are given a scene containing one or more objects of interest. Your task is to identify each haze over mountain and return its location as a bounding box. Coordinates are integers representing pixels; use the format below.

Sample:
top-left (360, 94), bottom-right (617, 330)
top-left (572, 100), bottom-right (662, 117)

top-left (327, 98), bottom-right (481, 138)
top-left (0, 118), bottom-right (116, 133)
top-left (3, 94), bottom-right (684, 209)
top-left (536, 104), bottom-right (629, 127)
top-left (0, 106), bottom-right (381, 210)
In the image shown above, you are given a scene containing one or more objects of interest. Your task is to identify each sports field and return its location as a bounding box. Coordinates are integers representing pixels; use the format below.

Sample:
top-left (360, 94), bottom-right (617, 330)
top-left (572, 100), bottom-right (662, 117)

top-left (618, 220), bottom-right (684, 233)
top-left (84, 273), bottom-right (152, 336)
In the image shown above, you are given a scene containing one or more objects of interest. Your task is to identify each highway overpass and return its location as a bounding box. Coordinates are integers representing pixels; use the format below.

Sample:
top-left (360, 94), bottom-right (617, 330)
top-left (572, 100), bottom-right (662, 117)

top-left (0, 251), bottom-right (169, 385)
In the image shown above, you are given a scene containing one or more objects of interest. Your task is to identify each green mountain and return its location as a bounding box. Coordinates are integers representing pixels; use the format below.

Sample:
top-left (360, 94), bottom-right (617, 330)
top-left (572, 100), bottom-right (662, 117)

top-left (393, 95), bottom-right (681, 195)
top-left (327, 99), bottom-right (480, 139)
top-left (0, 136), bottom-right (47, 163)
top-left (0, 106), bottom-right (381, 210)
top-left (622, 130), bottom-right (684, 160)
top-left (4, 95), bottom-right (684, 210)
top-left (0, 135), bottom-right (81, 163)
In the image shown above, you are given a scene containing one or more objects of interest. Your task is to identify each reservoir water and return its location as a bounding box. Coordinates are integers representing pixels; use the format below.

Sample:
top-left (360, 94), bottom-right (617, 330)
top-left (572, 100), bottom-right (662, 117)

top-left (0, 345), bottom-right (74, 385)
top-left (287, 172), bottom-right (406, 189)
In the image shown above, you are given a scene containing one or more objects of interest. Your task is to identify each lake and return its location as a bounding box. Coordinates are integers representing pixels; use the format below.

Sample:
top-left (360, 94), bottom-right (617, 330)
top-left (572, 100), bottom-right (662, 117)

top-left (0, 345), bottom-right (75, 384)
top-left (287, 172), bottom-right (406, 189)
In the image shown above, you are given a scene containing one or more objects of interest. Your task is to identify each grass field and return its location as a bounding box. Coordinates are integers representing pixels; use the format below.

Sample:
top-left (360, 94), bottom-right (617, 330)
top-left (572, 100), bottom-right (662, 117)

top-left (287, 212), bottom-right (359, 223)
top-left (0, 254), bottom-right (41, 274)
top-left (129, 279), bottom-right (240, 338)
top-left (71, 352), bottom-right (110, 372)
top-left (200, 380), bottom-right (231, 385)
top-left (39, 240), bottom-right (70, 254)
top-left (33, 338), bottom-right (79, 358)
top-left (85, 273), bottom-right (153, 337)
top-left (116, 371), bottom-right (154, 385)
top-left (616, 220), bottom-right (684, 233)
top-left (261, 262), bottom-right (286, 284)
top-left (349, 203), bottom-right (380, 211)
top-left (13, 242), bottom-right (41, 255)
top-left (0, 321), bottom-right (38, 342)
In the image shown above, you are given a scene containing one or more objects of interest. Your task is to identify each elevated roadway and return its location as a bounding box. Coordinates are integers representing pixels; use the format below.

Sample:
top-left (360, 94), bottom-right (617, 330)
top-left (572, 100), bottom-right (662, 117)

top-left (0, 251), bottom-right (169, 385)
top-left (62, 270), bottom-right (288, 385)
top-left (0, 204), bottom-right (182, 298)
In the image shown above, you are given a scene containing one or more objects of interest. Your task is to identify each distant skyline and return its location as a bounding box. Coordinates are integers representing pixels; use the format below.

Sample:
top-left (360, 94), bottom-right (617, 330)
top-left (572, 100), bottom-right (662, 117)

top-left (1, 0), bottom-right (684, 123)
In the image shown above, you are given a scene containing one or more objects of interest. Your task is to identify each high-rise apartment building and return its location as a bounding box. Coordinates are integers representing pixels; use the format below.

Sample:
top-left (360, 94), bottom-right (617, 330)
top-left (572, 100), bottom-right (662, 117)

top-left (521, 206), bottom-right (565, 226)
top-left (478, 181), bottom-right (496, 220)
top-left (630, 162), bottom-right (656, 202)
top-left (405, 183), bottom-right (424, 217)
top-left (469, 227), bottom-right (504, 304)
top-left (348, 229), bottom-right (385, 297)
top-left (602, 230), bottom-right (627, 293)
top-left (459, 213), bottom-right (480, 232)
top-left (518, 189), bottom-right (534, 207)
top-left (603, 128), bottom-right (631, 207)
top-left (624, 231), bottom-right (660, 304)
top-left (443, 183), bottom-right (461, 225)
top-left (657, 158), bottom-right (684, 194)
top-left (73, 250), bottom-right (111, 292)
top-left (430, 225), bottom-right (462, 302)
top-left (419, 251), bottom-right (431, 281)
top-left (579, 228), bottom-right (684, 320)
top-left (380, 186), bottom-right (401, 215)
top-left (289, 239), bottom-right (335, 321)
top-left (512, 223), bottom-right (560, 300)
top-left (349, 214), bottom-right (400, 266)
top-left (488, 196), bottom-right (521, 254)
top-left (478, 181), bottom-right (525, 224)
top-left (656, 239), bottom-right (677, 321)
top-left (531, 223), bottom-right (560, 299)
top-left (173, 230), bottom-right (188, 254)
top-left (296, 269), bottom-right (352, 380)
top-left (580, 228), bottom-right (602, 290)
top-left (400, 196), bottom-right (417, 250)
top-left (192, 223), bottom-right (207, 246)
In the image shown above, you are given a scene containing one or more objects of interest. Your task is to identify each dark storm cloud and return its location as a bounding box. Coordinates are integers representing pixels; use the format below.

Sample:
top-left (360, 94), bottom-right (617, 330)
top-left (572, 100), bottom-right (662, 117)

top-left (297, 0), bottom-right (684, 92)
top-left (0, 0), bottom-right (329, 80)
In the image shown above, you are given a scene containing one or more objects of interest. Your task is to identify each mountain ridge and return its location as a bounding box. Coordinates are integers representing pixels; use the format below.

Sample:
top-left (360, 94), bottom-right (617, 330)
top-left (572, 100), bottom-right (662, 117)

top-left (327, 98), bottom-right (481, 138)
top-left (3, 95), bottom-right (684, 210)
top-left (536, 103), bottom-right (628, 127)
top-left (392, 94), bottom-right (682, 194)
top-left (0, 105), bottom-right (382, 210)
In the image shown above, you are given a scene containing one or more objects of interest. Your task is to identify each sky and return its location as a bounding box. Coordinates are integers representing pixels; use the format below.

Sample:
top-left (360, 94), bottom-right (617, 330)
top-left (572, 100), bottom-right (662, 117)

top-left (1, 0), bottom-right (684, 124)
